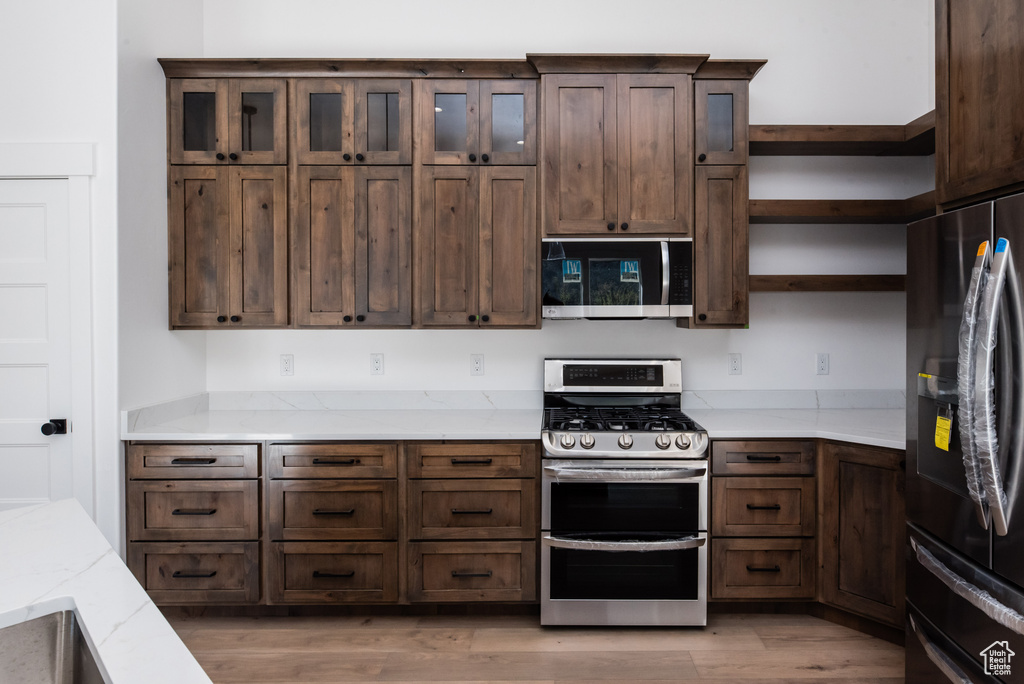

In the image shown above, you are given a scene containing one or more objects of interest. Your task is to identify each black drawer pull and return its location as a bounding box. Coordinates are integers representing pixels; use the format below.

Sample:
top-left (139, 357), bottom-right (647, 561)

top-left (312, 458), bottom-right (359, 465)
top-left (172, 508), bottom-right (217, 516)
top-left (451, 508), bottom-right (493, 515)
top-left (173, 570), bottom-right (217, 579)
top-left (313, 570), bottom-right (355, 578)
top-left (170, 457), bottom-right (217, 465)
top-left (745, 454), bottom-right (782, 462)
top-left (746, 565), bottom-right (782, 573)
top-left (746, 504), bottom-right (782, 511)
top-left (450, 458), bottom-right (493, 465)
top-left (313, 509), bottom-right (355, 516)
top-left (451, 570), bottom-right (492, 578)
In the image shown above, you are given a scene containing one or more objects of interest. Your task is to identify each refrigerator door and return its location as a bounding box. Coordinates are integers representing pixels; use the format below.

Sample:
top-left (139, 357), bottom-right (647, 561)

top-left (907, 203), bottom-right (993, 566)
top-left (906, 606), bottom-right (998, 684)
top-left (992, 192), bottom-right (1024, 587)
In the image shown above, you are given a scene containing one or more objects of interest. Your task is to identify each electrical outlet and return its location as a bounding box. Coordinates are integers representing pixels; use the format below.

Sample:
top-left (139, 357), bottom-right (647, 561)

top-left (370, 353), bottom-right (384, 375)
top-left (280, 354), bottom-right (294, 376)
top-left (816, 352), bottom-right (830, 375)
top-left (470, 354), bottom-right (485, 376)
top-left (728, 353), bottom-right (742, 375)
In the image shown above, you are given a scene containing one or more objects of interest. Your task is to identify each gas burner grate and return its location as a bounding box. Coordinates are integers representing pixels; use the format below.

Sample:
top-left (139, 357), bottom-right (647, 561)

top-left (544, 406), bottom-right (698, 432)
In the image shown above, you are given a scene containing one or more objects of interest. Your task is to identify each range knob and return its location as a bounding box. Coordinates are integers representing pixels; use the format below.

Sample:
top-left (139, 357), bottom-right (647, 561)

top-left (579, 434), bottom-right (596, 450)
top-left (560, 434), bottom-right (576, 449)
top-left (617, 434), bottom-right (633, 450)
top-left (655, 433), bottom-right (673, 450)
top-left (675, 433), bottom-right (692, 450)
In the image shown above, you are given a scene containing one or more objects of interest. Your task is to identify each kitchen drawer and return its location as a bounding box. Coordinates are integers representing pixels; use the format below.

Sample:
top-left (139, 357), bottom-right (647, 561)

top-left (712, 477), bottom-right (815, 537)
top-left (407, 442), bottom-right (537, 479)
top-left (711, 538), bottom-right (815, 599)
top-left (712, 440), bottom-right (815, 476)
top-left (268, 442), bottom-right (398, 479)
top-left (126, 443), bottom-right (259, 479)
top-left (268, 480), bottom-right (398, 541)
top-left (268, 541), bottom-right (398, 603)
top-left (127, 541), bottom-right (259, 604)
top-left (408, 541), bottom-right (536, 602)
top-left (127, 480), bottom-right (259, 541)
top-left (408, 479), bottom-right (536, 540)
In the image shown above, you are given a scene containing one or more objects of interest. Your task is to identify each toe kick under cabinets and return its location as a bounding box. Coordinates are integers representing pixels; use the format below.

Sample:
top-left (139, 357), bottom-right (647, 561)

top-left (124, 440), bottom-right (538, 606)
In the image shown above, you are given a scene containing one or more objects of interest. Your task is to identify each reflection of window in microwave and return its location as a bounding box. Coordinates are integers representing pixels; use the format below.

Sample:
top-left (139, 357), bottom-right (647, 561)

top-left (590, 259), bottom-right (641, 305)
top-left (541, 259), bottom-right (582, 305)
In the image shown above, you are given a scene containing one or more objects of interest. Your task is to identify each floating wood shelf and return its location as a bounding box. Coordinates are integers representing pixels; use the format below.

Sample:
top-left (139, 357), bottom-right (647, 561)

top-left (750, 275), bottom-right (906, 292)
top-left (749, 191), bottom-right (935, 224)
top-left (749, 111), bottom-right (935, 156)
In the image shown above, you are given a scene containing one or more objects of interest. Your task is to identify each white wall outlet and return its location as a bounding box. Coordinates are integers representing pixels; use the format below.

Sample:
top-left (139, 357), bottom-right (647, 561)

top-left (728, 353), bottom-right (742, 375)
top-left (280, 354), bottom-right (294, 376)
top-left (370, 353), bottom-right (384, 375)
top-left (470, 354), bottom-right (485, 376)
top-left (816, 352), bottom-right (830, 375)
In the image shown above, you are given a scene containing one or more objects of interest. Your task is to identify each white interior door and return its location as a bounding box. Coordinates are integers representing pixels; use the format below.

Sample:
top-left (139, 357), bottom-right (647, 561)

top-left (0, 179), bottom-right (72, 510)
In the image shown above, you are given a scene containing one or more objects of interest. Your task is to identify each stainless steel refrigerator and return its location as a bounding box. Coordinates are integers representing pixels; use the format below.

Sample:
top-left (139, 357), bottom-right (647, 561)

top-left (907, 192), bottom-right (1024, 683)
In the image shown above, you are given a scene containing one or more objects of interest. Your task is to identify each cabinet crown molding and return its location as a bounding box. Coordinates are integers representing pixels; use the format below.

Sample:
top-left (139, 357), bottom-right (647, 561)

top-left (158, 58), bottom-right (539, 79)
top-left (526, 53), bottom-right (710, 74)
top-left (694, 59), bottom-right (767, 80)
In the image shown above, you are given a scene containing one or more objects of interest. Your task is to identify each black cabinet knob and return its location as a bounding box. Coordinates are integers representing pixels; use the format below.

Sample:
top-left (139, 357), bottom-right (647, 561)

top-left (698, 153), bottom-right (707, 162)
top-left (469, 153), bottom-right (477, 162)
top-left (481, 315), bottom-right (490, 322)
top-left (355, 153), bottom-right (365, 161)
top-left (468, 315), bottom-right (477, 322)
top-left (698, 314), bottom-right (707, 321)
top-left (217, 315), bottom-right (227, 323)
top-left (607, 223), bottom-right (615, 231)
top-left (229, 153), bottom-right (238, 161)
top-left (40, 419), bottom-right (67, 436)
top-left (621, 222), bottom-right (629, 231)
top-left (356, 315), bottom-right (365, 322)
top-left (481, 154), bottom-right (489, 163)
top-left (343, 153), bottom-right (351, 161)
top-left (215, 153), bottom-right (226, 161)
top-left (230, 315), bottom-right (241, 323)
top-left (343, 315), bottom-right (352, 322)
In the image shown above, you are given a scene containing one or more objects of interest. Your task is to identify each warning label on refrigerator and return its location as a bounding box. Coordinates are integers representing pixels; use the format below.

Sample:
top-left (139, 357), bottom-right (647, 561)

top-left (934, 414), bottom-right (951, 452)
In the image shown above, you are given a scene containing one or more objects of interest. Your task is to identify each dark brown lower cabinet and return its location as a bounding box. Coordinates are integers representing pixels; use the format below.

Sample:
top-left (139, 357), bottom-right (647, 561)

top-left (818, 442), bottom-right (906, 628)
top-left (408, 541), bottom-right (536, 602)
top-left (268, 541), bottom-right (398, 603)
top-left (127, 541), bottom-right (260, 605)
top-left (712, 538), bottom-right (815, 600)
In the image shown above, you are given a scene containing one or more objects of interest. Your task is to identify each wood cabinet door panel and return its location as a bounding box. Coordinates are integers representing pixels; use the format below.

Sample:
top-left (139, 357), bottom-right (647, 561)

top-left (712, 440), bottom-right (816, 476)
top-left (228, 79), bottom-right (288, 165)
top-left (268, 442), bottom-right (398, 479)
top-left (354, 166), bottom-right (412, 325)
top-left (169, 79), bottom-right (228, 165)
top-left (712, 477), bottom-right (815, 537)
top-left (353, 79), bottom-right (412, 165)
top-left (269, 480), bottom-right (398, 541)
top-left (230, 166), bottom-right (288, 326)
top-left (408, 479), bottom-right (535, 540)
top-left (408, 541), bottom-right (536, 602)
top-left (416, 166), bottom-right (480, 325)
top-left (407, 442), bottom-right (538, 479)
top-left (127, 480), bottom-right (258, 541)
top-left (480, 79), bottom-right (537, 165)
top-left (294, 78), bottom-right (354, 164)
top-left (268, 541), bottom-right (399, 603)
top-left (542, 74), bottom-right (617, 235)
top-left (479, 167), bottom-right (538, 327)
top-left (127, 443), bottom-right (259, 480)
top-left (820, 443), bottom-right (905, 627)
top-left (693, 164), bottom-right (748, 327)
top-left (128, 541), bottom-right (259, 604)
top-left (416, 80), bottom-right (480, 165)
top-left (695, 80), bottom-right (748, 166)
top-left (711, 538), bottom-right (815, 600)
top-left (617, 74), bottom-right (692, 235)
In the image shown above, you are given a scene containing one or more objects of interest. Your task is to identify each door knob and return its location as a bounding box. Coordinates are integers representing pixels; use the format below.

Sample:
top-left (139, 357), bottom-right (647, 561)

top-left (41, 419), bottom-right (68, 436)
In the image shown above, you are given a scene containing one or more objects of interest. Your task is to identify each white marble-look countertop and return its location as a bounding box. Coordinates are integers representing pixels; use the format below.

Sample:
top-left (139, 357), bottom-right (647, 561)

top-left (0, 500), bottom-right (211, 684)
top-left (686, 408), bottom-right (906, 450)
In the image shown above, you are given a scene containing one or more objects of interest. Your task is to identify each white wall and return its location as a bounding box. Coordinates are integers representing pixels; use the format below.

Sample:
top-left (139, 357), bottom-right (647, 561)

top-left (198, 0), bottom-right (932, 394)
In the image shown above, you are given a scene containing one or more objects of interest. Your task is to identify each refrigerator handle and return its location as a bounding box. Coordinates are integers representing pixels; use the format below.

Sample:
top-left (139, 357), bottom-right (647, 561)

top-left (974, 238), bottom-right (1013, 536)
top-left (908, 615), bottom-right (974, 684)
top-left (957, 240), bottom-right (990, 529)
top-left (1000, 243), bottom-right (1024, 530)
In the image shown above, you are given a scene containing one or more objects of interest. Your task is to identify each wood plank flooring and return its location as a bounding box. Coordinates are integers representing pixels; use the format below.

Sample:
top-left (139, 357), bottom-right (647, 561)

top-left (167, 612), bottom-right (904, 683)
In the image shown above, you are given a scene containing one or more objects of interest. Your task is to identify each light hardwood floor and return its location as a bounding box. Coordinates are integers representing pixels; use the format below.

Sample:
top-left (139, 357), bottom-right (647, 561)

top-left (167, 612), bottom-right (905, 683)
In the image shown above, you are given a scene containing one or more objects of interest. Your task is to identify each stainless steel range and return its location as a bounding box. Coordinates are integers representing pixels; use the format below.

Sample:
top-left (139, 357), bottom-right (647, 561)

top-left (540, 358), bottom-right (709, 626)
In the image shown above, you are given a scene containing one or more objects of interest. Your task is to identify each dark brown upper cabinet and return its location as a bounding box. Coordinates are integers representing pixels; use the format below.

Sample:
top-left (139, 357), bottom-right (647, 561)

top-left (415, 166), bottom-right (537, 328)
top-left (169, 79), bottom-right (287, 165)
top-left (294, 79), bottom-right (412, 165)
top-left (169, 165), bottom-right (288, 328)
top-left (692, 164), bottom-right (748, 328)
top-left (540, 73), bottom-right (693, 236)
top-left (293, 165), bottom-right (412, 327)
top-left (416, 80), bottom-right (537, 166)
top-left (936, 0), bottom-right (1024, 206)
top-left (695, 79), bottom-right (749, 166)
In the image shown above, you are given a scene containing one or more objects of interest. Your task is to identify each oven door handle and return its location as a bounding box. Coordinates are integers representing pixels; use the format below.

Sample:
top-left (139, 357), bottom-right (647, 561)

top-left (542, 466), bottom-right (706, 481)
top-left (544, 535), bottom-right (706, 552)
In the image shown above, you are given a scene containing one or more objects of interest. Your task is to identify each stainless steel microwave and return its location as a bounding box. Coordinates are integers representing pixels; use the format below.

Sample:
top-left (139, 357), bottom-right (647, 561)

top-left (541, 238), bottom-right (693, 319)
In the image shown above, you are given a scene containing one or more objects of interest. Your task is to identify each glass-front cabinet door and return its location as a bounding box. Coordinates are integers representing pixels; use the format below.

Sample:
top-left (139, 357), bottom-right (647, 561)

top-left (170, 78), bottom-right (287, 165)
top-left (417, 80), bottom-right (536, 165)
top-left (353, 79), bottom-right (412, 165)
top-left (694, 80), bottom-right (748, 166)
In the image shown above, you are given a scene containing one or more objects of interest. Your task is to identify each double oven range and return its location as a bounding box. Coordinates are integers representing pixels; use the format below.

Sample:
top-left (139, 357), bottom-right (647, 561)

top-left (540, 359), bottom-right (710, 626)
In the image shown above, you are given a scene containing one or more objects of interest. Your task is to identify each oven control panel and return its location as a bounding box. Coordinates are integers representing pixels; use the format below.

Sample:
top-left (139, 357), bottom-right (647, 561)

top-left (544, 359), bottom-right (682, 392)
top-left (563, 364), bottom-right (662, 386)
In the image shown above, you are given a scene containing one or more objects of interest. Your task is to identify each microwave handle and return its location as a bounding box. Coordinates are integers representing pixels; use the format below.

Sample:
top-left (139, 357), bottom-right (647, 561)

top-left (661, 241), bottom-right (670, 306)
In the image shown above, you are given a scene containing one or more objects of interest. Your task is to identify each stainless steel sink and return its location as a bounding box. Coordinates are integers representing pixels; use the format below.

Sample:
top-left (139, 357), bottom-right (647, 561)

top-left (0, 610), bottom-right (108, 684)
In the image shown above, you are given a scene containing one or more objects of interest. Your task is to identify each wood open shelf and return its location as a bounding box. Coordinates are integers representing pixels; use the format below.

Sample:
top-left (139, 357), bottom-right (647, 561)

top-left (749, 111), bottom-right (935, 156)
top-left (749, 191), bottom-right (935, 224)
top-left (750, 275), bottom-right (906, 292)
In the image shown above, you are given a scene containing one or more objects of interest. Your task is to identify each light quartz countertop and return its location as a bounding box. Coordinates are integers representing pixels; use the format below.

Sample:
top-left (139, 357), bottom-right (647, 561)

top-left (122, 390), bottom-right (906, 450)
top-left (0, 499), bottom-right (211, 684)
